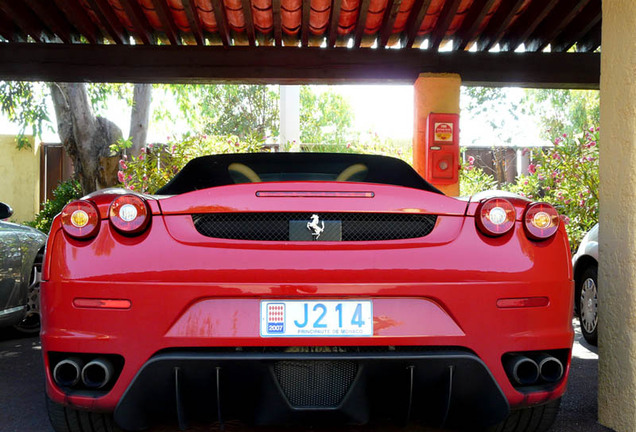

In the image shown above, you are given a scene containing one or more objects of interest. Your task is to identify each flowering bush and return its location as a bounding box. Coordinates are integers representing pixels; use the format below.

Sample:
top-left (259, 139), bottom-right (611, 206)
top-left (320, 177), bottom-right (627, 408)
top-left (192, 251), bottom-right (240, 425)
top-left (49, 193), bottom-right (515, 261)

top-left (460, 154), bottom-right (497, 196)
top-left (508, 127), bottom-right (599, 248)
top-left (115, 134), bottom-right (263, 194)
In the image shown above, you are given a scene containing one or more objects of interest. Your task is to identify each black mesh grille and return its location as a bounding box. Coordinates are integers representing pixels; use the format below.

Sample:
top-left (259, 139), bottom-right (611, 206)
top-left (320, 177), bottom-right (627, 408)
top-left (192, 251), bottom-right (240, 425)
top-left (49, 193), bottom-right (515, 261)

top-left (192, 212), bottom-right (437, 241)
top-left (274, 360), bottom-right (358, 408)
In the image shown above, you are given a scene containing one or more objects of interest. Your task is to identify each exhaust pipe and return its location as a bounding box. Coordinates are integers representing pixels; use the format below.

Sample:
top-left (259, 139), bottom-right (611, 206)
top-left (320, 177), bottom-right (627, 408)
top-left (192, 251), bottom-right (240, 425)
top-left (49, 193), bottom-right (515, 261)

top-left (505, 356), bottom-right (539, 386)
top-left (81, 358), bottom-right (114, 389)
top-left (53, 357), bottom-right (84, 387)
top-left (537, 354), bottom-right (564, 383)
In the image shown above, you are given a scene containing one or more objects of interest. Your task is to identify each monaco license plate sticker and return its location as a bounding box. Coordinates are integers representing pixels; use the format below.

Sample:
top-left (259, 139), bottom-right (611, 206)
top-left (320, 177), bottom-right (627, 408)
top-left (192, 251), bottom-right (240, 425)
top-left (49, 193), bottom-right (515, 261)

top-left (260, 300), bottom-right (373, 337)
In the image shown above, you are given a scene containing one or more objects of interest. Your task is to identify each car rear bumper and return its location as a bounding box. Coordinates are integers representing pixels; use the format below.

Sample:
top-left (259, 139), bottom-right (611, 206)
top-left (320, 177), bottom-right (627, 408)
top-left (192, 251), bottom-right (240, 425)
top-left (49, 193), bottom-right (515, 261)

top-left (113, 350), bottom-right (509, 431)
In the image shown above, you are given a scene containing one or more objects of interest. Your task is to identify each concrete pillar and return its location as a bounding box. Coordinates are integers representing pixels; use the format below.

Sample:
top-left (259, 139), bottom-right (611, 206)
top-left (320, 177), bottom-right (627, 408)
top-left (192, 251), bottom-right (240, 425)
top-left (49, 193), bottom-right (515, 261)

top-left (280, 85), bottom-right (301, 151)
top-left (598, 2), bottom-right (636, 431)
top-left (413, 73), bottom-right (461, 196)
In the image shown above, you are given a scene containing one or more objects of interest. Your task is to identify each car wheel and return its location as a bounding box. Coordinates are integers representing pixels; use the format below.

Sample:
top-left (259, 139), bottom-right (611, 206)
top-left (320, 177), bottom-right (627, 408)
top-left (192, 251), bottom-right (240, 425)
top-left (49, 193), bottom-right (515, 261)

top-left (47, 396), bottom-right (122, 432)
top-left (578, 265), bottom-right (598, 346)
top-left (483, 398), bottom-right (561, 432)
top-left (13, 250), bottom-right (43, 334)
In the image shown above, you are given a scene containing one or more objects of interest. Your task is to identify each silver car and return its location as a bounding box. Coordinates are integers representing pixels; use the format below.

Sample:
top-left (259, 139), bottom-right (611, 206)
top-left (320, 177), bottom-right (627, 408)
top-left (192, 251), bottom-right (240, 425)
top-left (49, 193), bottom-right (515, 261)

top-left (572, 224), bottom-right (598, 345)
top-left (0, 202), bottom-right (47, 333)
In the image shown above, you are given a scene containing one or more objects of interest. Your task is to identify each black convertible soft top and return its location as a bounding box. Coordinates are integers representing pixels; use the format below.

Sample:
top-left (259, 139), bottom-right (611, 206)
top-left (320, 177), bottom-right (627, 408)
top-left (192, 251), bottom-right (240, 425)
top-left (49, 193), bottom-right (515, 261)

top-left (156, 153), bottom-right (443, 195)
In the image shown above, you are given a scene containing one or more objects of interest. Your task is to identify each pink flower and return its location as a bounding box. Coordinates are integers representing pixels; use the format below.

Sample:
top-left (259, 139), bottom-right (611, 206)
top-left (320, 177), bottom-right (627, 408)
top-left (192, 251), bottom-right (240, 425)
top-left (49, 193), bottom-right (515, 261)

top-left (138, 154), bottom-right (145, 160)
top-left (123, 154), bottom-right (128, 160)
top-left (117, 171), bottom-right (125, 182)
top-left (127, 175), bottom-right (132, 180)
top-left (552, 153), bottom-right (561, 160)
top-left (522, 148), bottom-right (529, 156)
top-left (545, 186), bottom-right (551, 191)
top-left (562, 133), bottom-right (567, 138)
top-left (141, 147), bottom-right (146, 153)
top-left (143, 175), bottom-right (148, 181)
top-left (129, 185), bottom-right (135, 190)
top-left (148, 143), bottom-right (154, 149)
top-left (524, 180), bottom-right (528, 185)
top-left (468, 156), bottom-right (475, 164)
top-left (561, 215), bottom-right (571, 225)
top-left (528, 163), bottom-right (536, 174)
top-left (119, 159), bottom-right (127, 169)
top-left (588, 141), bottom-right (596, 147)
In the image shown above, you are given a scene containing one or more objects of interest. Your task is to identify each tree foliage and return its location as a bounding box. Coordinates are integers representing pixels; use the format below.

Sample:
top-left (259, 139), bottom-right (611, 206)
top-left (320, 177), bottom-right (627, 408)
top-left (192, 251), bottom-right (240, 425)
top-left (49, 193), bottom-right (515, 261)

top-left (0, 82), bottom-right (50, 149)
top-left (300, 86), bottom-right (354, 146)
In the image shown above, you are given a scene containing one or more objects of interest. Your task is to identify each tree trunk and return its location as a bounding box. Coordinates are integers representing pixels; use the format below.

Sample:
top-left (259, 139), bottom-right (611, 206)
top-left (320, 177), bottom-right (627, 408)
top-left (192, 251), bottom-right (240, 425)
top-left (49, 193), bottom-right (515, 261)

top-left (50, 83), bottom-right (152, 195)
top-left (129, 84), bottom-right (152, 154)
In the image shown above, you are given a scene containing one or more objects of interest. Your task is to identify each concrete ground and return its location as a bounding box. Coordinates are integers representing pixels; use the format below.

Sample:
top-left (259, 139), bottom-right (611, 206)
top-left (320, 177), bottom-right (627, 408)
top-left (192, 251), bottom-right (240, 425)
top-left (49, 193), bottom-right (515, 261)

top-left (0, 321), bottom-right (613, 432)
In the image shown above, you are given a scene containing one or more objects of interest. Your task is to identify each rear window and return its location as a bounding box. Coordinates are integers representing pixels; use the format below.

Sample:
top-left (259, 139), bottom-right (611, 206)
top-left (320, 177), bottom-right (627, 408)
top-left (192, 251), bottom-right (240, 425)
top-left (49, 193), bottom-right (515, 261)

top-left (156, 153), bottom-right (442, 195)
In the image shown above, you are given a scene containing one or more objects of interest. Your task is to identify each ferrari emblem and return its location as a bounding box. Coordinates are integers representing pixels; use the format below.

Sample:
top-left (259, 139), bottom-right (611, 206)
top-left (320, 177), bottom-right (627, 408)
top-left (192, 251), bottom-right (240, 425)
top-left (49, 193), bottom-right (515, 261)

top-left (307, 214), bottom-right (325, 239)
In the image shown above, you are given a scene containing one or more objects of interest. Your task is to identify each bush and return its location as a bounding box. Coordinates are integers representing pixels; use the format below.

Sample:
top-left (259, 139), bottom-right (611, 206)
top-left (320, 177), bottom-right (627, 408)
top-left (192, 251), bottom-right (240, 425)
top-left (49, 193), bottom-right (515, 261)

top-left (116, 134), bottom-right (263, 194)
top-left (508, 128), bottom-right (599, 248)
top-left (460, 154), bottom-right (497, 196)
top-left (26, 179), bottom-right (82, 234)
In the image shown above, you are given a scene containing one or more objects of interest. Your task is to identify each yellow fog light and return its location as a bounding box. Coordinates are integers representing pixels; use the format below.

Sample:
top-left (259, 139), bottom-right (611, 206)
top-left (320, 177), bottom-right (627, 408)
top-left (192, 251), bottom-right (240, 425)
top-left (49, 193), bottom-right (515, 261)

top-left (70, 210), bottom-right (89, 228)
top-left (532, 211), bottom-right (551, 228)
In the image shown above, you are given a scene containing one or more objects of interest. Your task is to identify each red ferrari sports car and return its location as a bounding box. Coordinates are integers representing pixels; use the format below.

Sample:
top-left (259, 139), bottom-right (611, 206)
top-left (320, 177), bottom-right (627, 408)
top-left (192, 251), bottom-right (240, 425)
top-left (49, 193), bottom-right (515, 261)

top-left (41, 153), bottom-right (573, 432)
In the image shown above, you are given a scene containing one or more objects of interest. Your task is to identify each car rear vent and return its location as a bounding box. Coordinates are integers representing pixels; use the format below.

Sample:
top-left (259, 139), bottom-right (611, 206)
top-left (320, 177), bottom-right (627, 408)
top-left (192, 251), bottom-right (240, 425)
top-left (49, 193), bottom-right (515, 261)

top-left (274, 360), bottom-right (358, 408)
top-left (192, 212), bottom-right (437, 241)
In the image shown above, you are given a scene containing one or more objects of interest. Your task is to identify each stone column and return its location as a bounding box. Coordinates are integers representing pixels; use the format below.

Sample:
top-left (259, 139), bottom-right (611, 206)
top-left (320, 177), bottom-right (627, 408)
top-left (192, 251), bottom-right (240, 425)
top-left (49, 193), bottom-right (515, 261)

top-left (413, 73), bottom-right (461, 196)
top-left (598, 2), bottom-right (636, 431)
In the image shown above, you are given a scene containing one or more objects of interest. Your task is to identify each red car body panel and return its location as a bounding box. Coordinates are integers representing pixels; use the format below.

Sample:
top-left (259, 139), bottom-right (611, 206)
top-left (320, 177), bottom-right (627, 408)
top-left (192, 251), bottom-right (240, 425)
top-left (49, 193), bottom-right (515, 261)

top-left (41, 175), bottom-right (574, 428)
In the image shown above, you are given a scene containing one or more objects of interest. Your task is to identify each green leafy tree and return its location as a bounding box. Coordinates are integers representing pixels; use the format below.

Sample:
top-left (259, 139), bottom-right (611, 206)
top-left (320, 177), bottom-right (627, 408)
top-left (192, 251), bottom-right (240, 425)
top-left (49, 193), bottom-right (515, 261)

top-left (300, 86), bottom-right (355, 147)
top-left (0, 81), bottom-right (151, 194)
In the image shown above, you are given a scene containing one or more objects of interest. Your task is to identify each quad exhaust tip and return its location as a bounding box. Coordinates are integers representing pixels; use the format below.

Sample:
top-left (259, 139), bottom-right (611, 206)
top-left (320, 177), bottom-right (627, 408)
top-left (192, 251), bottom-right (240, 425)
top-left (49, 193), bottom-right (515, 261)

top-left (81, 358), bottom-right (114, 389)
top-left (52, 357), bottom-right (84, 388)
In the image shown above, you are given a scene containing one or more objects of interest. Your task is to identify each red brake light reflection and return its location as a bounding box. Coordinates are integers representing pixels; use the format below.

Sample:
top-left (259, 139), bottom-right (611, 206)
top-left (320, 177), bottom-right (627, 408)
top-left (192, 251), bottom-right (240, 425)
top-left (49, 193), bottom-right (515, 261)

top-left (73, 298), bottom-right (132, 309)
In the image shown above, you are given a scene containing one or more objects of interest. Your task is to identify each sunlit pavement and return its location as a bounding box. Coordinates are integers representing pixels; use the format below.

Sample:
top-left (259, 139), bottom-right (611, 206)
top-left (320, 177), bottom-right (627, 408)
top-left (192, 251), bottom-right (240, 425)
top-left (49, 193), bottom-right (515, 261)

top-left (0, 321), bottom-right (612, 432)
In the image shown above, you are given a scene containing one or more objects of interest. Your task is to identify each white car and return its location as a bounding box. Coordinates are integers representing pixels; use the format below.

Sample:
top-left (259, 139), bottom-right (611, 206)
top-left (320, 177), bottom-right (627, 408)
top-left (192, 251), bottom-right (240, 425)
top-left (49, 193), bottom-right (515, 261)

top-left (572, 224), bottom-right (598, 345)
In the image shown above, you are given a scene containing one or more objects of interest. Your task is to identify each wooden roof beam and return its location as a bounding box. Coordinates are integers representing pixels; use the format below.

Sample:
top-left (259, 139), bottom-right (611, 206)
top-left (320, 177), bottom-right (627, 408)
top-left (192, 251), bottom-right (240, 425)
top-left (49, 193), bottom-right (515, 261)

top-left (353, 0), bottom-right (371, 48)
top-left (476, 0), bottom-right (524, 51)
top-left (551, 1), bottom-right (601, 53)
top-left (120, 0), bottom-right (154, 45)
top-left (500, 0), bottom-right (560, 52)
top-left (0, 1), bottom-right (46, 43)
top-left (85, 0), bottom-right (128, 45)
top-left (327, 0), bottom-right (343, 48)
top-left (525, 0), bottom-right (591, 52)
top-left (429, 0), bottom-right (462, 51)
top-left (403, 0), bottom-right (432, 48)
top-left (576, 21), bottom-right (601, 52)
top-left (151, 0), bottom-right (181, 45)
top-left (24, 0), bottom-right (74, 44)
top-left (378, 0), bottom-right (402, 47)
top-left (273, 0), bottom-right (283, 46)
top-left (240, 0), bottom-right (256, 46)
top-left (455, 0), bottom-right (497, 51)
top-left (210, 0), bottom-right (231, 46)
top-left (0, 9), bottom-right (21, 42)
top-left (55, 0), bottom-right (101, 44)
top-left (300, 0), bottom-right (309, 46)
top-left (0, 44), bottom-right (601, 90)
top-left (180, 0), bottom-right (204, 45)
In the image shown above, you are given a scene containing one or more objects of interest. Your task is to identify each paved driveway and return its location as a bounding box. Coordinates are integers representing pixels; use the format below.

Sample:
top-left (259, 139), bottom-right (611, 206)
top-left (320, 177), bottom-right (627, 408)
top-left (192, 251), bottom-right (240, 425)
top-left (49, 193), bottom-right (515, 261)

top-left (0, 321), bottom-right (612, 432)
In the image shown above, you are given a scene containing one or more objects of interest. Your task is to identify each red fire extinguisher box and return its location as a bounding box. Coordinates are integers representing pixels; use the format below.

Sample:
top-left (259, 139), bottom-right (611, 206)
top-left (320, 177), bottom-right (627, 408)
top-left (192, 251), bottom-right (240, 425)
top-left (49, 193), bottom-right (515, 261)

top-left (426, 113), bottom-right (460, 185)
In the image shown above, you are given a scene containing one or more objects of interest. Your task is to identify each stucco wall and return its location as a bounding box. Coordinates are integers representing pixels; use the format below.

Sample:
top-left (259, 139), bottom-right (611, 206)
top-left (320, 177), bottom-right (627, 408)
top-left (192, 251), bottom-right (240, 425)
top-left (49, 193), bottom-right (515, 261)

top-left (598, 2), bottom-right (636, 431)
top-left (0, 135), bottom-right (40, 223)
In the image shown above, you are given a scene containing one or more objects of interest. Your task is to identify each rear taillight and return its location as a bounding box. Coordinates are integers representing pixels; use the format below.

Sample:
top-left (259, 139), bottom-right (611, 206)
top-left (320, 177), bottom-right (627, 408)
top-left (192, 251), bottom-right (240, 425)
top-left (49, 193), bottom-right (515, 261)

top-left (61, 200), bottom-right (100, 239)
top-left (109, 195), bottom-right (150, 235)
top-left (476, 198), bottom-right (516, 237)
top-left (524, 202), bottom-right (559, 240)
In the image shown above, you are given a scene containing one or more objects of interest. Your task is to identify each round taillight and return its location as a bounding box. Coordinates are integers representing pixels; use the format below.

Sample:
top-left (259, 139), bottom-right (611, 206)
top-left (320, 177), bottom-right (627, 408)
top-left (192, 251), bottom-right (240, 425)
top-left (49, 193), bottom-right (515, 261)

top-left (109, 195), bottom-right (150, 235)
top-left (61, 200), bottom-right (100, 239)
top-left (476, 198), bottom-right (516, 237)
top-left (524, 202), bottom-right (560, 240)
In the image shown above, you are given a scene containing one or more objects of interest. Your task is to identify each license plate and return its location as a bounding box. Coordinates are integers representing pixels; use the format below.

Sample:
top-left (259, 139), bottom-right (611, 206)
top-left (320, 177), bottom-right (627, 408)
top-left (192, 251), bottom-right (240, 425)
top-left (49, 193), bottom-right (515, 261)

top-left (260, 300), bottom-right (373, 337)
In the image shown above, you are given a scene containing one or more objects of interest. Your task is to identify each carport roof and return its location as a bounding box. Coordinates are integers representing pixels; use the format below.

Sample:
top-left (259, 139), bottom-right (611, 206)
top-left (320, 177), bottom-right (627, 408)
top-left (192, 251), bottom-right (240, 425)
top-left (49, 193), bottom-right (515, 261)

top-left (0, 0), bottom-right (601, 87)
